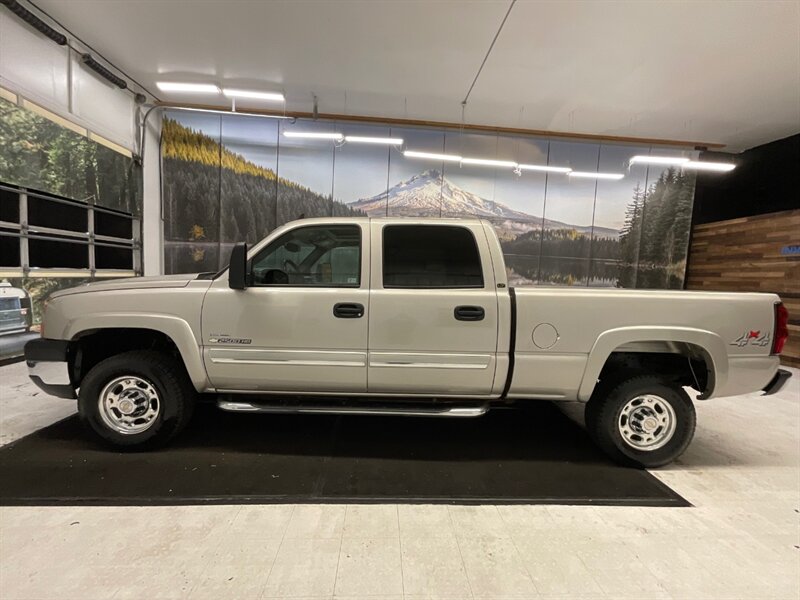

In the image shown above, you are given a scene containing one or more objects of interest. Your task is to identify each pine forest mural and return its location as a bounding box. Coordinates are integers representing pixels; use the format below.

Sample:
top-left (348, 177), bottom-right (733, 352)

top-left (0, 98), bottom-right (141, 216)
top-left (161, 111), bottom-right (697, 288)
top-left (0, 97), bottom-right (142, 327)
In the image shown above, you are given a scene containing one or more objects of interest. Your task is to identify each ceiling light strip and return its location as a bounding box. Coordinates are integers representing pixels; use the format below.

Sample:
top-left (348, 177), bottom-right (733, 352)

top-left (345, 136), bottom-right (404, 145)
top-left (682, 161), bottom-right (735, 172)
top-left (223, 89), bottom-right (284, 101)
top-left (517, 164), bottom-right (572, 173)
top-left (404, 150), bottom-right (462, 162)
top-left (156, 82), bottom-right (220, 93)
top-left (630, 155), bottom-right (690, 165)
top-left (570, 171), bottom-right (625, 180)
top-left (284, 131), bottom-right (344, 140)
top-left (461, 157), bottom-right (518, 168)
top-left (166, 106), bottom-right (294, 119)
top-left (630, 155), bottom-right (735, 171)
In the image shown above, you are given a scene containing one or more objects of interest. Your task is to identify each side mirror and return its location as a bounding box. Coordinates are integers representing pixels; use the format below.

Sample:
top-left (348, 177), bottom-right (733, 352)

top-left (228, 242), bottom-right (248, 290)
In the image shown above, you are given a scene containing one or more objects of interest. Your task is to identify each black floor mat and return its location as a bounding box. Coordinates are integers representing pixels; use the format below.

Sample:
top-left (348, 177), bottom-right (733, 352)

top-left (0, 402), bottom-right (688, 506)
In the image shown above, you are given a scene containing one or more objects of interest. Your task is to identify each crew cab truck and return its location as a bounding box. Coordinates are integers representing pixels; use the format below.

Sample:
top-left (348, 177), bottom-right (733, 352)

top-left (25, 218), bottom-right (791, 467)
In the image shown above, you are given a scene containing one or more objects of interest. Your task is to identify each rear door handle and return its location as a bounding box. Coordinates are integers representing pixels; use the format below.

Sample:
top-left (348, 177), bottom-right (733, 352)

top-left (454, 305), bottom-right (485, 321)
top-left (333, 303), bottom-right (364, 318)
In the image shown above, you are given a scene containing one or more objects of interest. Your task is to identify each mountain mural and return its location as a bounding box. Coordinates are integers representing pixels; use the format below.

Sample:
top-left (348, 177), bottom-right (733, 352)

top-left (348, 169), bottom-right (620, 240)
top-left (158, 113), bottom-right (695, 289)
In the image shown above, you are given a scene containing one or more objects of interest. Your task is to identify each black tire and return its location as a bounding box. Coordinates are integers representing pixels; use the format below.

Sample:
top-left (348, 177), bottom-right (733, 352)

top-left (585, 375), bottom-right (696, 468)
top-left (78, 350), bottom-right (195, 450)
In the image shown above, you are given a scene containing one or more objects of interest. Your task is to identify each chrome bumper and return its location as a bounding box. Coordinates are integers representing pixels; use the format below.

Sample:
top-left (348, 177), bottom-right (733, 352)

top-left (24, 338), bottom-right (76, 399)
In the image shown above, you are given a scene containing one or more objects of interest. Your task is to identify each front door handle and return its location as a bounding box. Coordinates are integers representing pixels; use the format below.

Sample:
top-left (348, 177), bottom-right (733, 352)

top-left (333, 303), bottom-right (364, 318)
top-left (454, 305), bottom-right (485, 321)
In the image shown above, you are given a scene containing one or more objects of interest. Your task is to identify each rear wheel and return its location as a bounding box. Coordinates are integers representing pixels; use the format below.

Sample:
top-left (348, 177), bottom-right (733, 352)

top-left (585, 375), bottom-right (696, 468)
top-left (78, 350), bottom-right (195, 450)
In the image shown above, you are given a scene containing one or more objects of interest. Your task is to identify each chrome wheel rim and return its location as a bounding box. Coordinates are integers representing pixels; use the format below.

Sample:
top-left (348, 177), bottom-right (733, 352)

top-left (618, 394), bottom-right (676, 451)
top-left (98, 376), bottom-right (160, 435)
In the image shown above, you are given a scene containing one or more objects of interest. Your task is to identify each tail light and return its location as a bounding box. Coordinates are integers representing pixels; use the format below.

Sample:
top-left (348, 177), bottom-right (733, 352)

top-left (772, 302), bottom-right (789, 355)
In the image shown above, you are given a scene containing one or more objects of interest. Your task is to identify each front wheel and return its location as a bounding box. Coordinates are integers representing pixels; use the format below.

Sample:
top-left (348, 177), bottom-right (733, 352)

top-left (78, 350), bottom-right (195, 450)
top-left (585, 375), bottom-right (696, 468)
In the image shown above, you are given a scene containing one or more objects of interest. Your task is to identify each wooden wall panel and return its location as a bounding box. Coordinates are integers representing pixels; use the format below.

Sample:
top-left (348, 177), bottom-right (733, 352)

top-left (686, 209), bottom-right (800, 368)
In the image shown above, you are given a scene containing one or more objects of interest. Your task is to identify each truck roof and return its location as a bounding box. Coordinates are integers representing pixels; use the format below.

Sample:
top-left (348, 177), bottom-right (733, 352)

top-left (282, 216), bottom-right (490, 225)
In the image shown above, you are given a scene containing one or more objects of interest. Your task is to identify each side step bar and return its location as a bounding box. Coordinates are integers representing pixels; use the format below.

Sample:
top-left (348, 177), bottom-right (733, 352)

top-left (217, 399), bottom-right (488, 418)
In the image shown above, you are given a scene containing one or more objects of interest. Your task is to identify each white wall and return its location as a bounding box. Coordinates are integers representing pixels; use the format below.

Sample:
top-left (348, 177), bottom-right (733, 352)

top-left (141, 110), bottom-right (163, 275)
top-left (0, 8), bottom-right (137, 151)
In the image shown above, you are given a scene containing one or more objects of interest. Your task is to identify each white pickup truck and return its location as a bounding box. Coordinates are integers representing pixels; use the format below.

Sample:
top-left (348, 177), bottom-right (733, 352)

top-left (25, 217), bottom-right (791, 467)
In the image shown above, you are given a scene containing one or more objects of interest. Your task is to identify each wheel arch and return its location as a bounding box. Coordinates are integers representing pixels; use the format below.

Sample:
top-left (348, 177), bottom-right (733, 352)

top-left (65, 315), bottom-right (209, 392)
top-left (578, 326), bottom-right (727, 401)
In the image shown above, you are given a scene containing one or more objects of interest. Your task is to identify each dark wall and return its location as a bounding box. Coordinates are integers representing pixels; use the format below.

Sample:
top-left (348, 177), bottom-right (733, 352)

top-left (692, 134), bottom-right (800, 224)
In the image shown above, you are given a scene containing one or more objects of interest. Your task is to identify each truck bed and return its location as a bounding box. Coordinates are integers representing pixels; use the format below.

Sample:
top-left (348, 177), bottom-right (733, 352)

top-left (508, 287), bottom-right (780, 400)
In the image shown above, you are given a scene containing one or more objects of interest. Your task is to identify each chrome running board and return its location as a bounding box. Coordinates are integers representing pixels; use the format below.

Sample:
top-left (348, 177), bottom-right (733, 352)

top-left (217, 399), bottom-right (488, 418)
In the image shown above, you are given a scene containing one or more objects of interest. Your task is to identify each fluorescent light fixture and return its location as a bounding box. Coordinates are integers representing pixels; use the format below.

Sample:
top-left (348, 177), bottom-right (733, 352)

top-left (345, 136), bottom-right (404, 145)
top-left (682, 160), bottom-right (736, 172)
top-left (630, 155), bottom-right (690, 166)
top-left (283, 131), bottom-right (344, 141)
top-left (403, 150), bottom-right (462, 162)
top-left (461, 157), bottom-right (518, 168)
top-left (222, 88), bottom-right (284, 101)
top-left (156, 82), bottom-right (220, 93)
top-left (570, 171), bottom-right (625, 180)
top-left (167, 106), bottom-right (294, 119)
top-left (517, 163), bottom-right (572, 174)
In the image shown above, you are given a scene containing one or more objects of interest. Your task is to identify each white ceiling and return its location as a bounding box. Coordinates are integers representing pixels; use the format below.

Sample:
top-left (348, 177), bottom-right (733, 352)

top-left (32, 0), bottom-right (800, 151)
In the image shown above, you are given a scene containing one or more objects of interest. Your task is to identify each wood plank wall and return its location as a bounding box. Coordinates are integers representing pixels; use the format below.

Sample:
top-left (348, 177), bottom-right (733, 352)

top-left (686, 209), bottom-right (800, 368)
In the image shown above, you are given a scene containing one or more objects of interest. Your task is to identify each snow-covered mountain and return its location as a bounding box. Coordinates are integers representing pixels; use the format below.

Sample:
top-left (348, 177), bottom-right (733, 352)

top-left (348, 169), bottom-right (619, 239)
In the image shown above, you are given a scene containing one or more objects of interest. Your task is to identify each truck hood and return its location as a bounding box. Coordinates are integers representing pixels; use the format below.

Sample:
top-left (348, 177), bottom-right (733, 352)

top-left (51, 273), bottom-right (203, 298)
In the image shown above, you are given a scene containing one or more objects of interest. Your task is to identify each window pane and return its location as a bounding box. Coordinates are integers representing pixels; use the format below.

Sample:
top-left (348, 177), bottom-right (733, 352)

top-left (28, 196), bottom-right (87, 233)
top-left (95, 210), bottom-right (133, 239)
top-left (0, 188), bottom-right (20, 223)
top-left (0, 233), bottom-right (20, 267)
top-left (251, 225), bottom-right (360, 287)
top-left (29, 238), bottom-right (88, 269)
top-left (95, 245), bottom-right (133, 270)
top-left (383, 225), bottom-right (483, 288)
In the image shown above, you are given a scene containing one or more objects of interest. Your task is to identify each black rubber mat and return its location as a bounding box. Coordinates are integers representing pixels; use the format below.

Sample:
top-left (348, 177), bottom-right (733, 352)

top-left (0, 402), bottom-right (688, 506)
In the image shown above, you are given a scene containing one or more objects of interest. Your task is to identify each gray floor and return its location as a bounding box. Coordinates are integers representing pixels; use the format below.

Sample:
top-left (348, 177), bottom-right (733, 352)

top-left (0, 360), bottom-right (798, 599)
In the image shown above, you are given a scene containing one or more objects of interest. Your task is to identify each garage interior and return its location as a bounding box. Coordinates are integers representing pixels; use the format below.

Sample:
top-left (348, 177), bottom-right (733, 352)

top-left (1, 1), bottom-right (799, 599)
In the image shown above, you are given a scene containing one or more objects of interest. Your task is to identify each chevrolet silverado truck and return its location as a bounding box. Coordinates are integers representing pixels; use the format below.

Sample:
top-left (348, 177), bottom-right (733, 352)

top-left (25, 218), bottom-right (791, 467)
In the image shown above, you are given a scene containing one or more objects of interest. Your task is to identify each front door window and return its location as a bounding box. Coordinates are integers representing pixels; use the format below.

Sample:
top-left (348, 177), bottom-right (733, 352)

top-left (250, 225), bottom-right (361, 287)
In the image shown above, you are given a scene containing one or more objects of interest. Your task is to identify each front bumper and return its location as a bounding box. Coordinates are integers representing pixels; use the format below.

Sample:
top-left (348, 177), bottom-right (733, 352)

top-left (24, 338), bottom-right (76, 399)
top-left (762, 368), bottom-right (792, 396)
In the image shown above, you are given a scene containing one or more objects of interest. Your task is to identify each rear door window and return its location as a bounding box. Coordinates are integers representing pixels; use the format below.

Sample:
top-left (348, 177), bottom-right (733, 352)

top-left (382, 225), bottom-right (484, 288)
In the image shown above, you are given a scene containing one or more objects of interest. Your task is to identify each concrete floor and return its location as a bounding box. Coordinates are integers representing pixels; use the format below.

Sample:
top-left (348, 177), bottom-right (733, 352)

top-left (0, 360), bottom-right (798, 599)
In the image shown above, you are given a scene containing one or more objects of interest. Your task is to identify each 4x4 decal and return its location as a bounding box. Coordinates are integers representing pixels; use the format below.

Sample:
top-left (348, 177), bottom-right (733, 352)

top-left (731, 330), bottom-right (770, 347)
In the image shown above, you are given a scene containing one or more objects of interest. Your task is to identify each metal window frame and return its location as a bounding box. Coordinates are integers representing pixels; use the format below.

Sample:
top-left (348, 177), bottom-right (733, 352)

top-left (0, 183), bottom-right (140, 278)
